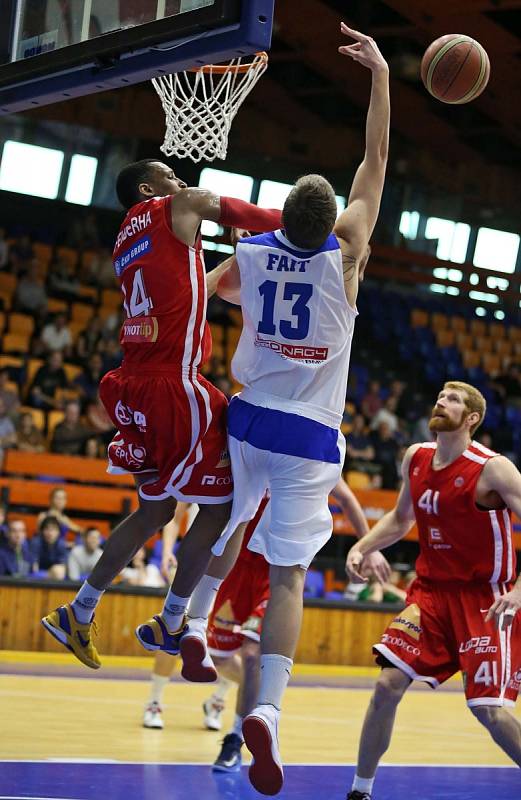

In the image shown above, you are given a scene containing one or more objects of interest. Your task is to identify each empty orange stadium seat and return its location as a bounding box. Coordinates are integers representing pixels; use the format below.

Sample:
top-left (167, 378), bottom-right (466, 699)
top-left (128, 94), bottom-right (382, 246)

top-left (462, 350), bottom-right (480, 369)
top-left (435, 329), bottom-right (455, 347)
top-left (63, 363), bottom-right (82, 383)
top-left (507, 326), bottom-right (521, 342)
top-left (8, 312), bottom-right (35, 337)
top-left (449, 316), bottom-right (467, 332)
top-left (101, 289), bottom-right (121, 308)
top-left (0, 290), bottom-right (12, 310)
top-left (47, 410), bottom-right (64, 441)
top-left (2, 332), bottom-right (30, 354)
top-left (475, 336), bottom-right (493, 353)
top-left (411, 309), bottom-right (428, 327)
top-left (56, 246), bottom-right (78, 268)
top-left (489, 322), bottom-right (506, 339)
top-left (33, 242), bottom-right (53, 265)
top-left (0, 273), bottom-right (17, 294)
top-left (0, 311), bottom-right (5, 334)
top-left (456, 332), bottom-right (473, 351)
top-left (47, 298), bottom-right (68, 314)
top-left (431, 312), bottom-right (448, 330)
top-left (494, 339), bottom-right (512, 356)
top-left (345, 470), bottom-right (371, 489)
top-left (0, 355), bottom-right (23, 371)
top-left (79, 285), bottom-right (98, 301)
top-left (482, 352), bottom-right (501, 375)
top-left (24, 358), bottom-right (44, 392)
top-left (71, 303), bottom-right (94, 323)
top-left (470, 319), bottom-right (487, 336)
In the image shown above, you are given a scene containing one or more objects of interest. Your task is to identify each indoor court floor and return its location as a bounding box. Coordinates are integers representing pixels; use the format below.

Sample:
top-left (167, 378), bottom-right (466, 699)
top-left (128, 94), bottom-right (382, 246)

top-left (0, 652), bottom-right (519, 799)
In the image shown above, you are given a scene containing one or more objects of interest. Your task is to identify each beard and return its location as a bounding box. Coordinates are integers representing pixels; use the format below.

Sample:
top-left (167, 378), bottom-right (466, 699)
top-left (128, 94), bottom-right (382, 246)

top-left (428, 407), bottom-right (467, 433)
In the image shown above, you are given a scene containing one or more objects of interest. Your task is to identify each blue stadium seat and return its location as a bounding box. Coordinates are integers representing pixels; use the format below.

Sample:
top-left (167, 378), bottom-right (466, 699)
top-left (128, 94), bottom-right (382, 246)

top-left (304, 568), bottom-right (325, 599)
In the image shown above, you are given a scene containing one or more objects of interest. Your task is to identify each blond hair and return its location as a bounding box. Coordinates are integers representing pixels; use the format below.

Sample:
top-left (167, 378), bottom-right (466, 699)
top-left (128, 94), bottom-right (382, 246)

top-left (443, 381), bottom-right (486, 436)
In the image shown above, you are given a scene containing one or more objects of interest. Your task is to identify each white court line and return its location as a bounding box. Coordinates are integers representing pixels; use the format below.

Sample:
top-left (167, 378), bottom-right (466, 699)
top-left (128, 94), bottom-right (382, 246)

top-left (0, 760), bottom-right (516, 768)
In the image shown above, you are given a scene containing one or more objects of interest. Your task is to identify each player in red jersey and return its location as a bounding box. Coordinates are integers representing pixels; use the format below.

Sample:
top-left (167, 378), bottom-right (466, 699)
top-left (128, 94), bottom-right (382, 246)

top-left (344, 381), bottom-right (521, 800)
top-left (41, 161), bottom-right (281, 673)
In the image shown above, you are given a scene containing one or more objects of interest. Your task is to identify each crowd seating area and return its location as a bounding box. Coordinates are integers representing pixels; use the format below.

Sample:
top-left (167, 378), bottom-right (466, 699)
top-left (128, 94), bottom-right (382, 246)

top-left (0, 229), bottom-right (520, 599)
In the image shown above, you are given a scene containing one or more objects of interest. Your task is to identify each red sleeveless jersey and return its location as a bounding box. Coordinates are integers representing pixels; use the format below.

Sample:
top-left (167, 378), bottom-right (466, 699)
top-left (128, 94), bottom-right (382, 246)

top-left (112, 195), bottom-right (211, 368)
top-left (409, 441), bottom-right (515, 584)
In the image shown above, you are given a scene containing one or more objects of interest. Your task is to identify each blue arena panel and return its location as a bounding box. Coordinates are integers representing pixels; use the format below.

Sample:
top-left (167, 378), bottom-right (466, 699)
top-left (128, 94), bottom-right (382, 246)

top-left (0, 762), bottom-right (518, 800)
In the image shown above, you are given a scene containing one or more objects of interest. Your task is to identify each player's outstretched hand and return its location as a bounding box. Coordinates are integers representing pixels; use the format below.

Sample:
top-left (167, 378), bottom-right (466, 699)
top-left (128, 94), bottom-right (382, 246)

top-left (345, 545), bottom-right (368, 583)
top-left (230, 227), bottom-right (251, 248)
top-left (160, 552), bottom-right (177, 581)
top-left (361, 550), bottom-right (391, 584)
top-left (338, 22), bottom-right (388, 74)
top-left (485, 586), bottom-right (521, 629)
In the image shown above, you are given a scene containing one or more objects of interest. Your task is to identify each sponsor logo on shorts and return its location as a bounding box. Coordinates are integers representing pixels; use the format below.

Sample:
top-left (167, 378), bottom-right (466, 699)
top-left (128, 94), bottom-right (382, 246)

top-left (202, 474), bottom-right (233, 486)
top-left (389, 603), bottom-right (422, 641)
top-left (508, 668), bottom-right (521, 691)
top-left (459, 635), bottom-right (498, 655)
top-left (242, 616), bottom-right (262, 633)
top-left (111, 442), bottom-right (147, 470)
top-left (255, 334), bottom-right (328, 362)
top-left (216, 447), bottom-right (231, 469)
top-left (381, 633), bottom-right (421, 656)
top-left (115, 401), bottom-right (147, 431)
top-left (121, 315), bottom-right (158, 344)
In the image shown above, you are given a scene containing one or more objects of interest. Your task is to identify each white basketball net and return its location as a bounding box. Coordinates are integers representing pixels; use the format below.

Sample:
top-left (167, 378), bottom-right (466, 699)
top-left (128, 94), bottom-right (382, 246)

top-left (152, 53), bottom-right (268, 163)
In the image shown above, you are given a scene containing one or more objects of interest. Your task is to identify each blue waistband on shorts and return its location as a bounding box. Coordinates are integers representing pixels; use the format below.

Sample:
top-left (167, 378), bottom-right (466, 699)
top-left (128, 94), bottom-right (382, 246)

top-left (228, 397), bottom-right (341, 464)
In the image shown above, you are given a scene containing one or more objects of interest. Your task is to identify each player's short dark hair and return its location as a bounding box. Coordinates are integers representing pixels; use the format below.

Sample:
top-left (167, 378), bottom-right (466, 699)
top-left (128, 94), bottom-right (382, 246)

top-left (116, 159), bottom-right (160, 210)
top-left (282, 174), bottom-right (337, 250)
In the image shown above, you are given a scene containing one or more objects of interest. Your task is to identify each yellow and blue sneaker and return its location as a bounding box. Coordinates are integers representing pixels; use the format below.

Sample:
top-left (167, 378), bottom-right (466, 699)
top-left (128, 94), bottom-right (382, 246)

top-left (41, 604), bottom-right (101, 669)
top-left (135, 614), bottom-right (186, 655)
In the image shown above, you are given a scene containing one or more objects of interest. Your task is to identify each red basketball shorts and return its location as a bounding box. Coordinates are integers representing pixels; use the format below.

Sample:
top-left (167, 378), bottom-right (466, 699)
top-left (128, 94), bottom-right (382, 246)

top-left (99, 366), bottom-right (232, 503)
top-left (374, 578), bottom-right (521, 707)
top-left (207, 554), bottom-right (270, 657)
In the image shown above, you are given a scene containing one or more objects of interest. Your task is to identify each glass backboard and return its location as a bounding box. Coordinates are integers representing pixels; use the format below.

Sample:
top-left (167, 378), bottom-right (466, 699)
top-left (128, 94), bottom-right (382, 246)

top-left (0, 0), bottom-right (273, 114)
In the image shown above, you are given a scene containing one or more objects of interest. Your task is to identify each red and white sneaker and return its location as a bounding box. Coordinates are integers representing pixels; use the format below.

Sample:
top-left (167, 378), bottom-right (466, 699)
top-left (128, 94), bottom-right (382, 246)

top-left (143, 701), bottom-right (164, 729)
top-left (242, 705), bottom-right (283, 796)
top-left (203, 696), bottom-right (225, 730)
top-left (179, 619), bottom-right (217, 683)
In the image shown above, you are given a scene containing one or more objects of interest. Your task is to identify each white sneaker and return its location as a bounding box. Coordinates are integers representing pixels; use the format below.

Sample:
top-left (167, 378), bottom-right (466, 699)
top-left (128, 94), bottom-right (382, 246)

top-left (203, 697), bottom-right (225, 731)
top-left (180, 619), bottom-right (217, 683)
top-left (143, 701), bottom-right (164, 729)
top-left (242, 704), bottom-right (283, 796)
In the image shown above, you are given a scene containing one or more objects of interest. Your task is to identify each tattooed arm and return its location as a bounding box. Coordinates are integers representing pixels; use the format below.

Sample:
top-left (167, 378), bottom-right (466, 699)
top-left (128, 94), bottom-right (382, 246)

top-left (339, 241), bottom-right (371, 308)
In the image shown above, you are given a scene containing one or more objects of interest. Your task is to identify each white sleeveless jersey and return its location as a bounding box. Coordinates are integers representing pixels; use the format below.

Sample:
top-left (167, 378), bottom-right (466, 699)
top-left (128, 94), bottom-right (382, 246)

top-left (232, 229), bottom-right (357, 429)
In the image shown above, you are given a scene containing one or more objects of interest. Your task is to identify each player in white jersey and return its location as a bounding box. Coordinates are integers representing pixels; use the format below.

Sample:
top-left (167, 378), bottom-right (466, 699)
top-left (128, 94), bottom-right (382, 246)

top-left (212, 22), bottom-right (391, 796)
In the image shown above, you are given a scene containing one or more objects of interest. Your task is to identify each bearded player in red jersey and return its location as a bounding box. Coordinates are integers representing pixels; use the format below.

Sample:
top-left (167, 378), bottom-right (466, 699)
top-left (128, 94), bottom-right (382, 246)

top-left (42, 161), bottom-right (281, 674)
top-left (344, 381), bottom-right (521, 800)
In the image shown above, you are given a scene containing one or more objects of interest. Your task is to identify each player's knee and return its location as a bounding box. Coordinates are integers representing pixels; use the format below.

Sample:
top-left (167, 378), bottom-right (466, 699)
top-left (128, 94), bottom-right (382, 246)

top-left (470, 704), bottom-right (504, 730)
top-left (197, 501), bottom-right (231, 538)
top-left (372, 669), bottom-right (408, 711)
top-left (138, 497), bottom-right (177, 530)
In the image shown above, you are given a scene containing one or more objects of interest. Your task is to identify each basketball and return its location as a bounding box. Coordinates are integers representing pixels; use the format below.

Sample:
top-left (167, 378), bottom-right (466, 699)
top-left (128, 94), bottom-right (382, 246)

top-left (421, 34), bottom-right (490, 104)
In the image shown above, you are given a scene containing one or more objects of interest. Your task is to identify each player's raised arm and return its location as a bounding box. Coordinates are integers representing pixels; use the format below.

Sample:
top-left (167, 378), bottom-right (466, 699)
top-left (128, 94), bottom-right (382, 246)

top-left (171, 188), bottom-right (281, 246)
top-left (334, 23), bottom-right (390, 252)
top-left (345, 444), bottom-right (419, 582)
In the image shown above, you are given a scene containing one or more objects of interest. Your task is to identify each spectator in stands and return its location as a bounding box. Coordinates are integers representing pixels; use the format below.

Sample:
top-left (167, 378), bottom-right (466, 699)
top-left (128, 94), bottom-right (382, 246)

top-left (47, 257), bottom-right (81, 302)
top-left (102, 337), bottom-right (123, 372)
top-left (0, 227), bottom-right (10, 269)
top-left (39, 313), bottom-right (73, 359)
top-left (101, 308), bottom-right (124, 341)
top-left (120, 547), bottom-right (165, 588)
top-left (0, 519), bottom-right (33, 577)
top-left (86, 391), bottom-right (114, 443)
top-left (85, 247), bottom-right (116, 289)
top-left (370, 396), bottom-right (399, 434)
top-left (371, 420), bottom-right (400, 489)
top-left (412, 403), bottom-right (435, 443)
top-left (67, 211), bottom-right (100, 250)
top-left (16, 411), bottom-right (46, 453)
top-left (67, 528), bottom-right (103, 581)
top-left (14, 261), bottom-right (48, 319)
top-left (74, 353), bottom-right (106, 405)
top-left (9, 235), bottom-right (34, 275)
top-left (0, 397), bottom-right (17, 464)
top-left (31, 516), bottom-right (68, 580)
top-left (75, 316), bottom-right (104, 364)
top-left (29, 351), bottom-right (68, 410)
top-left (491, 363), bottom-right (521, 409)
top-left (37, 487), bottom-right (83, 538)
top-left (345, 413), bottom-right (375, 472)
top-left (361, 379), bottom-right (383, 419)
top-left (0, 368), bottom-right (20, 419)
top-left (84, 437), bottom-right (102, 458)
top-left (51, 400), bottom-right (91, 456)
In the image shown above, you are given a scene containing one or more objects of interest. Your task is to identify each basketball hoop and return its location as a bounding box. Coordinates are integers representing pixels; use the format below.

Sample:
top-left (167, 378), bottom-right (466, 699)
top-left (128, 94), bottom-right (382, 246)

top-left (152, 52), bottom-right (268, 163)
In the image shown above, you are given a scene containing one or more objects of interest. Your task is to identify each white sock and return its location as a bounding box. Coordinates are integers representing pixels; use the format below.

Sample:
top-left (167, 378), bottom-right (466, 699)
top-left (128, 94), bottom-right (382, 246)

top-left (187, 574), bottom-right (223, 620)
top-left (212, 675), bottom-right (232, 703)
top-left (231, 713), bottom-right (243, 739)
top-left (149, 673), bottom-right (170, 706)
top-left (161, 590), bottom-right (190, 632)
top-left (256, 653), bottom-right (293, 711)
top-left (352, 775), bottom-right (375, 795)
top-left (71, 581), bottom-right (104, 624)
